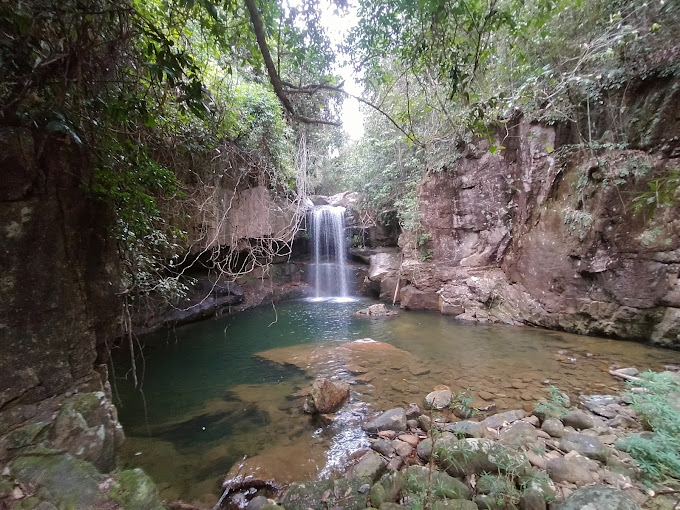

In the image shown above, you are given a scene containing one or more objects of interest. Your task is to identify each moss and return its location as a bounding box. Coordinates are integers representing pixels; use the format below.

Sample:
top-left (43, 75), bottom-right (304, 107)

top-left (4, 422), bottom-right (50, 450)
top-left (109, 468), bottom-right (165, 510)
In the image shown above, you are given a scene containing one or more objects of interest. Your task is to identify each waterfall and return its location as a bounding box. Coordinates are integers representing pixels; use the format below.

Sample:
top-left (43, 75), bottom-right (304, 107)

top-left (311, 206), bottom-right (350, 299)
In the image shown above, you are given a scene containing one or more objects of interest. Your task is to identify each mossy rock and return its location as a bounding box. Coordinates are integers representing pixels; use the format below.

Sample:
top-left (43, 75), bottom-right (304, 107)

top-left (431, 501), bottom-right (477, 510)
top-left (369, 482), bottom-right (387, 507)
top-left (402, 465), bottom-right (471, 500)
top-left (2, 422), bottom-right (50, 450)
top-left (280, 477), bottom-right (371, 510)
top-left (9, 454), bottom-right (107, 509)
top-left (109, 468), bottom-right (165, 510)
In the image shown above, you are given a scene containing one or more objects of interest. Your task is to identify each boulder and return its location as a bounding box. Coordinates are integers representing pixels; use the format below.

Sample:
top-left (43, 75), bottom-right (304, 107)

top-left (540, 418), bottom-right (565, 438)
top-left (480, 409), bottom-right (526, 429)
top-left (304, 378), bottom-right (350, 414)
top-left (109, 468), bottom-right (165, 510)
top-left (355, 304), bottom-right (398, 317)
top-left (499, 421), bottom-right (539, 448)
top-left (562, 410), bottom-right (595, 430)
top-left (559, 486), bottom-right (641, 510)
top-left (363, 408), bottom-right (408, 433)
top-left (559, 433), bottom-right (609, 462)
top-left (442, 420), bottom-right (484, 438)
top-left (546, 454), bottom-right (598, 484)
top-left (348, 451), bottom-right (386, 481)
top-left (424, 390), bottom-right (453, 410)
top-left (400, 285), bottom-right (440, 310)
top-left (281, 477), bottom-right (371, 510)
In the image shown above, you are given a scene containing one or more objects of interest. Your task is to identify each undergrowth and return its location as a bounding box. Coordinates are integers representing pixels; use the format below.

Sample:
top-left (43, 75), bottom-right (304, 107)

top-left (616, 371), bottom-right (680, 483)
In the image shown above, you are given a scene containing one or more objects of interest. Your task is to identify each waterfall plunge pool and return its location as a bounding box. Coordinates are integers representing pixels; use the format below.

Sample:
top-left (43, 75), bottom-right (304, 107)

top-left (111, 298), bottom-right (680, 506)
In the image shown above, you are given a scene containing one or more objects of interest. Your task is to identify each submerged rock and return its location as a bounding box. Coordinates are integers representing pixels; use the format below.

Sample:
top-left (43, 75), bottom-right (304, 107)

top-left (355, 304), bottom-right (398, 317)
top-left (304, 378), bottom-right (350, 414)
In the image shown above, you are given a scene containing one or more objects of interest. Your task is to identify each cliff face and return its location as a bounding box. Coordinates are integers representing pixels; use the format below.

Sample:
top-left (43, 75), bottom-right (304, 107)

top-left (393, 74), bottom-right (680, 347)
top-left (0, 130), bottom-right (124, 470)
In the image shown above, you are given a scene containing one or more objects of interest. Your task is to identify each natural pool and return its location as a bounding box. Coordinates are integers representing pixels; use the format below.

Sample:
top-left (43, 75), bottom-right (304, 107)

top-left (112, 298), bottom-right (680, 506)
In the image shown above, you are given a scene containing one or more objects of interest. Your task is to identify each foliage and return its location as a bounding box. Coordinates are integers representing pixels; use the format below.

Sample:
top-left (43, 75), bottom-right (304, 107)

top-left (616, 371), bottom-right (680, 483)
top-left (534, 386), bottom-right (570, 419)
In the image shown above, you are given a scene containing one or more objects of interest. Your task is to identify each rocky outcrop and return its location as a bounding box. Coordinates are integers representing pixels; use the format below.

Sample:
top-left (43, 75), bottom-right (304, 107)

top-left (0, 132), bottom-right (124, 470)
top-left (395, 73), bottom-right (680, 347)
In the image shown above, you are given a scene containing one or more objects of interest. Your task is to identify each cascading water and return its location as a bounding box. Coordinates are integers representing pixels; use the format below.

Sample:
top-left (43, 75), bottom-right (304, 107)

top-left (310, 205), bottom-right (351, 299)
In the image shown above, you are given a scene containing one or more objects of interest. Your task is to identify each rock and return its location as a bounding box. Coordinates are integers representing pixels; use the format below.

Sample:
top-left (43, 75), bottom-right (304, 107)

top-left (562, 410), bottom-right (595, 430)
top-left (546, 454), bottom-right (598, 485)
top-left (363, 408), bottom-right (408, 433)
top-left (371, 439), bottom-right (396, 457)
top-left (51, 392), bottom-right (124, 472)
top-left (305, 378), bottom-right (350, 414)
top-left (109, 468), bottom-right (166, 510)
top-left (608, 414), bottom-right (638, 429)
top-left (478, 391), bottom-right (495, 401)
top-left (354, 304), bottom-right (398, 317)
top-left (473, 494), bottom-right (513, 510)
top-left (616, 367), bottom-right (640, 377)
top-left (403, 465), bottom-right (471, 500)
top-left (10, 454), bottom-right (109, 509)
top-left (419, 435), bottom-right (530, 477)
top-left (442, 420), bottom-right (484, 438)
top-left (397, 434), bottom-right (419, 447)
top-left (431, 501), bottom-right (478, 510)
top-left (559, 433), bottom-right (609, 462)
top-left (391, 440), bottom-right (412, 457)
top-left (519, 489), bottom-right (547, 510)
top-left (559, 485), bottom-right (641, 510)
top-left (418, 415), bottom-right (432, 432)
top-left (480, 410), bottom-right (526, 429)
top-left (246, 496), bottom-right (272, 510)
top-left (406, 419), bottom-right (419, 430)
top-left (379, 504), bottom-right (406, 510)
top-left (370, 482), bottom-right (387, 507)
top-left (378, 430), bottom-right (398, 440)
top-left (499, 421), bottom-right (539, 447)
top-left (348, 451), bottom-right (386, 481)
top-left (400, 285), bottom-right (440, 310)
top-left (281, 477), bottom-right (371, 510)
top-left (425, 390), bottom-right (453, 410)
top-left (541, 418), bottom-right (565, 438)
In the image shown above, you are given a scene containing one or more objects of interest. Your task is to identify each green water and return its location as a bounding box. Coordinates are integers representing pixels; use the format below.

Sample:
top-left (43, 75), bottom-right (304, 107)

top-left (112, 298), bottom-right (680, 506)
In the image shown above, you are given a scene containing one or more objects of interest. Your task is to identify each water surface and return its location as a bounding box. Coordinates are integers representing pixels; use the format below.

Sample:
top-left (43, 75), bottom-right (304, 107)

top-left (112, 298), bottom-right (680, 505)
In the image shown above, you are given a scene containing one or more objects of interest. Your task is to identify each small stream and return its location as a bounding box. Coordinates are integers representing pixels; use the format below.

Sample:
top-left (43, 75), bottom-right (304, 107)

top-left (112, 297), bottom-right (680, 506)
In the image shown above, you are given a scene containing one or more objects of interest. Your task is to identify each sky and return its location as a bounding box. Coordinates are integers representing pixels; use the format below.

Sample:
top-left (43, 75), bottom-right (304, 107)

top-left (318, 2), bottom-right (365, 140)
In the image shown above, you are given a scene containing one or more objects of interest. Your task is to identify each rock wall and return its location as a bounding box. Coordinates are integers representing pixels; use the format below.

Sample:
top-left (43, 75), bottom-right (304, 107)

top-left (0, 130), bottom-right (123, 471)
top-left (383, 74), bottom-right (680, 347)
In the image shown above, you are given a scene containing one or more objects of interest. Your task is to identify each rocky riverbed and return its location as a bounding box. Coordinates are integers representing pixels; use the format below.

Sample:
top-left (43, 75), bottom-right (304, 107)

top-left (219, 367), bottom-right (680, 510)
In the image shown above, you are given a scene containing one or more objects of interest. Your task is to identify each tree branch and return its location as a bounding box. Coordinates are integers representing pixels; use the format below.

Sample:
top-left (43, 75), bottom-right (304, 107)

top-left (243, 0), bottom-right (340, 127)
top-left (281, 82), bottom-right (423, 146)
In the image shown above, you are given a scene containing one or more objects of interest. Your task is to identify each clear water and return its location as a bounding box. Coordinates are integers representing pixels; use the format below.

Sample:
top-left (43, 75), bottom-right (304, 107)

top-left (112, 298), bottom-right (680, 506)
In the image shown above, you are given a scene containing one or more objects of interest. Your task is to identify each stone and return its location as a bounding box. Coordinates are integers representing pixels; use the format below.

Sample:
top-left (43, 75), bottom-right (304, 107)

top-left (348, 451), bottom-right (386, 481)
top-left (281, 477), bottom-right (371, 510)
top-left (425, 390), bottom-right (453, 410)
top-left (442, 420), bottom-right (484, 438)
top-left (474, 494), bottom-right (513, 510)
top-left (480, 410), bottom-right (526, 429)
top-left (562, 410), bottom-right (595, 430)
top-left (418, 415), bottom-right (432, 432)
top-left (499, 421), bottom-right (539, 448)
top-left (10, 454), bottom-right (109, 509)
top-left (109, 468), bottom-right (165, 510)
top-left (519, 489), bottom-right (547, 510)
top-left (616, 367), bottom-right (640, 377)
top-left (397, 434), bottom-right (419, 447)
top-left (608, 414), bottom-right (638, 429)
top-left (478, 391), bottom-right (495, 401)
top-left (405, 403), bottom-right (421, 418)
top-left (354, 304), bottom-right (398, 317)
top-left (431, 501), bottom-right (478, 510)
top-left (371, 439), bottom-right (396, 457)
top-left (559, 433), bottom-right (609, 462)
top-left (406, 419), bottom-right (419, 430)
top-left (246, 496), bottom-right (272, 510)
top-left (391, 440), bottom-right (412, 457)
top-left (541, 418), bottom-right (565, 438)
top-left (363, 408), bottom-right (408, 433)
top-left (402, 465), bottom-right (471, 500)
top-left (546, 454), bottom-right (598, 485)
top-left (370, 482), bottom-right (387, 508)
top-left (559, 486), bottom-right (641, 510)
top-left (379, 504), bottom-right (406, 510)
top-left (419, 436), bottom-right (530, 477)
top-left (305, 378), bottom-right (350, 414)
